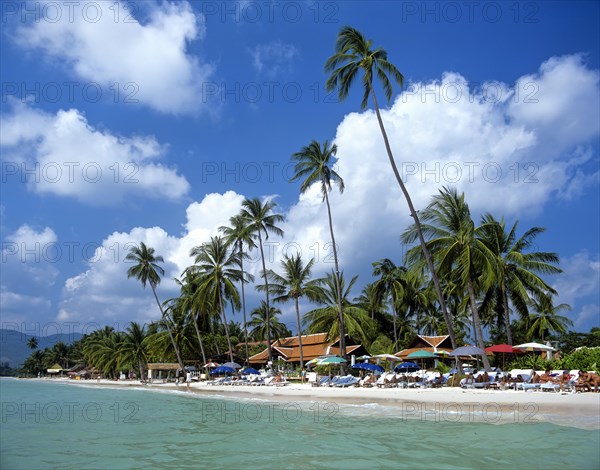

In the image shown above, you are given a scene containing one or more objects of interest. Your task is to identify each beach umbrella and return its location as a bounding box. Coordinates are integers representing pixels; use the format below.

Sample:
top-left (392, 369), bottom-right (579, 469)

top-left (406, 350), bottom-right (437, 359)
top-left (318, 356), bottom-right (347, 376)
top-left (356, 355), bottom-right (372, 362)
top-left (241, 367), bottom-right (260, 375)
top-left (203, 362), bottom-right (220, 368)
top-left (305, 358), bottom-right (321, 367)
top-left (485, 344), bottom-right (515, 369)
top-left (222, 362), bottom-right (242, 369)
top-left (211, 365), bottom-right (235, 375)
top-left (374, 354), bottom-right (402, 362)
top-left (394, 362), bottom-right (421, 373)
top-left (318, 356), bottom-right (347, 365)
top-left (449, 345), bottom-right (486, 357)
top-left (485, 344), bottom-right (515, 354)
top-left (513, 342), bottom-right (555, 372)
top-left (351, 363), bottom-right (384, 373)
top-left (406, 350), bottom-right (436, 371)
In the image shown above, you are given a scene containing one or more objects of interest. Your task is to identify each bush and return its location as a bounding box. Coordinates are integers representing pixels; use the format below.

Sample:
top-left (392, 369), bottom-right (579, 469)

top-left (447, 374), bottom-right (465, 387)
top-left (562, 347), bottom-right (600, 372)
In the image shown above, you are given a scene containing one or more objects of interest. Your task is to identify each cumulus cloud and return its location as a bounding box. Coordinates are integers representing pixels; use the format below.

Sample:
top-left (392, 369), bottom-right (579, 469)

top-left (12, 1), bottom-right (212, 114)
top-left (1, 102), bottom-right (190, 204)
top-left (58, 192), bottom-right (246, 325)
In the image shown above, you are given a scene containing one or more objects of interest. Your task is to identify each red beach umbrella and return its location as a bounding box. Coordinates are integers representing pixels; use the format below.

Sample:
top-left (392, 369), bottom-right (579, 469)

top-left (485, 344), bottom-right (516, 370)
top-left (485, 344), bottom-right (515, 354)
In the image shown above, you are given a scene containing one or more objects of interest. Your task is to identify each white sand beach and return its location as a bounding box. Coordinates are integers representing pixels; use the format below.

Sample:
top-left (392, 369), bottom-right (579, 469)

top-left (36, 377), bottom-right (600, 429)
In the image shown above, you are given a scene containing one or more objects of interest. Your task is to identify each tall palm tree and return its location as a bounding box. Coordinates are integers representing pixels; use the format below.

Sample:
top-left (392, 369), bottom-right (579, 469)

top-left (372, 258), bottom-right (408, 346)
top-left (247, 301), bottom-right (290, 342)
top-left (305, 271), bottom-right (375, 346)
top-left (325, 26), bottom-right (456, 349)
top-left (120, 322), bottom-right (149, 381)
top-left (290, 139), bottom-right (347, 355)
top-left (188, 236), bottom-right (242, 362)
top-left (239, 198), bottom-right (284, 362)
top-left (126, 242), bottom-right (184, 370)
top-left (260, 254), bottom-right (318, 368)
top-left (478, 214), bottom-right (562, 345)
top-left (220, 214), bottom-right (256, 365)
top-left (402, 187), bottom-right (496, 371)
top-left (528, 294), bottom-right (573, 341)
top-left (171, 273), bottom-right (208, 366)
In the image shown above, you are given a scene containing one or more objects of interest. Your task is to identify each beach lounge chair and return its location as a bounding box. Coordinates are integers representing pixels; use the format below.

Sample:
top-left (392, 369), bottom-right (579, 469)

top-left (335, 375), bottom-right (359, 387)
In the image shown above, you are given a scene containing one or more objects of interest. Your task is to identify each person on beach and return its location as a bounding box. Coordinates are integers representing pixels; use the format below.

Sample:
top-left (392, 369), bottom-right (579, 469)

top-left (186, 370), bottom-right (192, 390)
top-left (301, 368), bottom-right (306, 383)
top-left (558, 371), bottom-right (571, 392)
top-left (540, 370), bottom-right (557, 384)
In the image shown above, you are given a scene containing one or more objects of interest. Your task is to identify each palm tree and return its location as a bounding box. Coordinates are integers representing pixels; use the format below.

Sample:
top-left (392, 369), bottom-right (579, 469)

top-left (120, 322), bottom-right (149, 381)
top-left (126, 242), bottom-right (184, 370)
top-left (305, 271), bottom-right (375, 346)
top-left (188, 236), bottom-right (243, 362)
top-left (528, 294), bottom-right (573, 341)
top-left (171, 273), bottom-right (208, 366)
top-left (220, 214), bottom-right (256, 365)
top-left (372, 258), bottom-right (408, 346)
top-left (27, 337), bottom-right (38, 350)
top-left (260, 254), bottom-right (318, 368)
top-left (290, 139), bottom-right (347, 356)
top-left (239, 198), bottom-right (284, 362)
top-left (247, 301), bottom-right (290, 342)
top-left (325, 26), bottom-right (456, 349)
top-left (478, 214), bottom-right (562, 345)
top-left (402, 187), bottom-right (496, 371)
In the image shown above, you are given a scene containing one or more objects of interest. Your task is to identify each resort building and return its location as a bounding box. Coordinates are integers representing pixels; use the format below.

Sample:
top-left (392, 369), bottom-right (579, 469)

top-left (395, 334), bottom-right (453, 359)
top-left (248, 333), bottom-right (367, 365)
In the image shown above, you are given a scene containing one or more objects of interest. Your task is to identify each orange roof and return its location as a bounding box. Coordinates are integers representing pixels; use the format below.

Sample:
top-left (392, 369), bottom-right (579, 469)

top-left (249, 333), bottom-right (364, 364)
top-left (404, 335), bottom-right (452, 350)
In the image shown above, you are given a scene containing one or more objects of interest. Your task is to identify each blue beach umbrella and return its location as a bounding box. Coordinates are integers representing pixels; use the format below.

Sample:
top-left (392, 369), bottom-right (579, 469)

top-left (242, 367), bottom-right (260, 375)
top-left (394, 362), bottom-right (421, 373)
top-left (352, 363), bottom-right (384, 373)
top-left (211, 366), bottom-right (235, 375)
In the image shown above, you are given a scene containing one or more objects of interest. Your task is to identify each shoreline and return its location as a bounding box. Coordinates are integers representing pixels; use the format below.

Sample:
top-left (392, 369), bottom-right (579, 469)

top-left (15, 377), bottom-right (600, 430)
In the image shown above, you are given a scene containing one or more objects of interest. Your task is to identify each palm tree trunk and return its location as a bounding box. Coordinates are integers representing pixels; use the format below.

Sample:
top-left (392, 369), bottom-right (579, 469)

top-left (257, 230), bottom-right (272, 362)
top-left (138, 357), bottom-right (145, 382)
top-left (467, 280), bottom-right (491, 371)
top-left (192, 311), bottom-right (208, 365)
top-left (218, 293), bottom-right (234, 362)
top-left (368, 83), bottom-right (456, 350)
top-left (239, 241), bottom-right (250, 365)
top-left (501, 284), bottom-right (513, 345)
top-left (323, 188), bottom-right (346, 356)
top-left (151, 285), bottom-right (185, 370)
top-left (294, 298), bottom-right (304, 369)
top-left (391, 302), bottom-right (398, 346)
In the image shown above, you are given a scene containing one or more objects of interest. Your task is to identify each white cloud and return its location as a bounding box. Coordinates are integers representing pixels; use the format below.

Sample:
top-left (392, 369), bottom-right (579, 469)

top-left (13, 1), bottom-right (212, 114)
top-left (249, 41), bottom-right (299, 77)
top-left (58, 192), bottom-right (246, 326)
top-left (0, 286), bottom-right (52, 324)
top-left (552, 251), bottom-right (600, 308)
top-left (1, 102), bottom-right (190, 204)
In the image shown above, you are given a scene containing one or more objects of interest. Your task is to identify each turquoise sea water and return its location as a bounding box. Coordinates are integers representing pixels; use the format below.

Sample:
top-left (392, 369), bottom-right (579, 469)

top-left (1, 378), bottom-right (599, 469)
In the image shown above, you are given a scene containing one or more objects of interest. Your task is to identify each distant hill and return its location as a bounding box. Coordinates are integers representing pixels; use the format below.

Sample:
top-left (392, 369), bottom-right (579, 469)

top-left (0, 329), bottom-right (83, 368)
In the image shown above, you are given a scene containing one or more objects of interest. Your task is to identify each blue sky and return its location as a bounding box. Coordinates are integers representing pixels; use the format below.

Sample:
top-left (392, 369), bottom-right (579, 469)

top-left (1, 0), bottom-right (599, 340)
